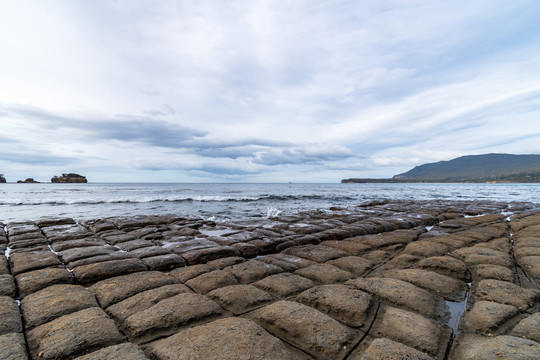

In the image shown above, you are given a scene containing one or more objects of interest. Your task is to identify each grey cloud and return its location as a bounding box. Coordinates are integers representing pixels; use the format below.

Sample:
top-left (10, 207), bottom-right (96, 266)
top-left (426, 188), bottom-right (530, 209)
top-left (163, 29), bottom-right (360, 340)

top-left (254, 147), bottom-right (353, 166)
top-left (195, 146), bottom-right (262, 159)
top-left (88, 118), bottom-right (207, 148)
top-left (1, 103), bottom-right (206, 148)
top-left (186, 165), bottom-right (261, 176)
top-left (1, 152), bottom-right (77, 165)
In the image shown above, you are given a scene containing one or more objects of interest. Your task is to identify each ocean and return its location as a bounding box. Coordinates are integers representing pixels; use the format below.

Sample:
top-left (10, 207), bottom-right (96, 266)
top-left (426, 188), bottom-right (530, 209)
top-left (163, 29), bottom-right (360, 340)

top-left (1, 182), bottom-right (539, 223)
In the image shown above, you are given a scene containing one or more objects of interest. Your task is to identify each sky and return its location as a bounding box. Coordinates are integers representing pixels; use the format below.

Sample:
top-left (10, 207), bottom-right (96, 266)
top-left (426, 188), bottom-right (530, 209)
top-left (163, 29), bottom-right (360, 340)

top-left (1, 0), bottom-right (540, 183)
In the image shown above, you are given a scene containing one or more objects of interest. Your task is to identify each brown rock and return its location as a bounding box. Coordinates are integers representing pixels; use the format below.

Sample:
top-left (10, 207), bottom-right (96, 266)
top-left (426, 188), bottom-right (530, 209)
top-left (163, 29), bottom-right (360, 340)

top-left (7, 237), bottom-right (48, 250)
top-left (253, 273), bottom-right (316, 298)
top-left (49, 237), bottom-right (107, 252)
top-left (67, 251), bottom-right (135, 268)
top-left (100, 231), bottom-right (137, 244)
top-left (106, 284), bottom-right (191, 323)
top-left (295, 263), bottom-right (354, 284)
top-left (295, 284), bottom-right (373, 327)
top-left (163, 238), bottom-right (218, 253)
top-left (90, 271), bottom-right (178, 308)
top-left (130, 246), bottom-right (171, 258)
top-left (58, 245), bottom-right (118, 263)
top-left (383, 268), bottom-right (468, 301)
top-left (206, 256), bottom-right (246, 269)
top-left (208, 284), bottom-right (274, 314)
top-left (283, 244), bottom-right (349, 262)
top-left (350, 337), bottom-right (435, 360)
top-left (319, 239), bottom-right (371, 255)
top-left (518, 255), bottom-right (540, 279)
top-left (346, 277), bottom-right (449, 321)
top-left (185, 270), bottom-right (239, 293)
top-left (473, 264), bottom-right (515, 282)
top-left (372, 306), bottom-right (452, 359)
top-left (0, 274), bottom-right (16, 297)
top-left (73, 343), bottom-right (149, 360)
top-left (461, 300), bottom-right (518, 333)
top-left (416, 256), bottom-right (471, 281)
top-left (0, 256), bottom-right (9, 275)
top-left (15, 267), bottom-right (73, 298)
top-left (255, 255), bottom-right (301, 272)
top-left (0, 296), bottom-right (22, 335)
top-left (9, 251), bottom-right (61, 275)
top-left (403, 241), bottom-right (453, 257)
top-left (114, 239), bottom-right (154, 251)
top-left (226, 260), bottom-right (283, 284)
top-left (476, 279), bottom-right (540, 310)
top-left (142, 254), bottom-right (186, 270)
top-left (72, 258), bottom-right (147, 284)
top-left (21, 284), bottom-right (98, 329)
top-left (509, 312), bottom-right (540, 343)
top-left (169, 263), bottom-right (215, 283)
top-left (122, 292), bottom-right (224, 343)
top-left (181, 246), bottom-right (238, 264)
top-left (231, 242), bottom-right (259, 257)
top-left (36, 217), bottom-right (76, 227)
top-left (0, 333), bottom-right (28, 360)
top-left (450, 334), bottom-right (540, 360)
top-left (145, 317), bottom-right (310, 360)
top-left (247, 300), bottom-right (358, 360)
top-left (451, 247), bottom-right (513, 267)
top-left (26, 307), bottom-right (124, 360)
top-left (327, 256), bottom-right (373, 276)
top-left (361, 247), bottom-right (402, 263)
top-left (41, 224), bottom-right (92, 242)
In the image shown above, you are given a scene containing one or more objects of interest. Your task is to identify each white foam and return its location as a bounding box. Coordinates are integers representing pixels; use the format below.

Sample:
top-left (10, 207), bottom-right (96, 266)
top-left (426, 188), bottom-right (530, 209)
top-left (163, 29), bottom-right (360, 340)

top-left (48, 244), bottom-right (60, 255)
top-left (4, 247), bottom-right (12, 259)
top-left (266, 207), bottom-right (282, 218)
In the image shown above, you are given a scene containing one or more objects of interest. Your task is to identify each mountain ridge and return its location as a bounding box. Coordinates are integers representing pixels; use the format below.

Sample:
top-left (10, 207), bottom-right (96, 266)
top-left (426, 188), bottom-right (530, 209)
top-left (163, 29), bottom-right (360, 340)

top-left (342, 153), bottom-right (540, 183)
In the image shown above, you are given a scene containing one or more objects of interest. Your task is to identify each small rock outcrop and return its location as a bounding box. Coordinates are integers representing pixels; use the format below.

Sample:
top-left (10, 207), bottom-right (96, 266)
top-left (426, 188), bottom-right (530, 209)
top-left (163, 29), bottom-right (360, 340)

top-left (0, 174), bottom-right (5, 183)
top-left (51, 173), bottom-right (87, 183)
top-left (17, 178), bottom-right (40, 183)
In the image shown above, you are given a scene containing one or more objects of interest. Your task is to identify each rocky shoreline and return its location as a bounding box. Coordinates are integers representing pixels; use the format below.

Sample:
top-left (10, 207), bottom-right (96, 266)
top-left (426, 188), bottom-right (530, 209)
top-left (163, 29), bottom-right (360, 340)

top-left (1, 200), bottom-right (539, 359)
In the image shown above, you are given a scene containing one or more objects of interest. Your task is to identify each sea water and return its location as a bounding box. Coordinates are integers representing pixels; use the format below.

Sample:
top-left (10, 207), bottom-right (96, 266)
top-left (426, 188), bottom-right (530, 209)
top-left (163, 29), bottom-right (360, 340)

top-left (1, 182), bottom-right (539, 223)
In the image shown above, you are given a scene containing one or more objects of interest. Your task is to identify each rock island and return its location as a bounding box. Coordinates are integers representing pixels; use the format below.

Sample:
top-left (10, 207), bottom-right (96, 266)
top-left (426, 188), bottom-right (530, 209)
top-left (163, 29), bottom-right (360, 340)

top-left (51, 173), bottom-right (88, 183)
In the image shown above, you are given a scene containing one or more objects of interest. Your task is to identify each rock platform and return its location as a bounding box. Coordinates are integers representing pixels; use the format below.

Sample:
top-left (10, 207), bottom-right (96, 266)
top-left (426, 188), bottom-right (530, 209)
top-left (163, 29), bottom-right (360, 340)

top-left (1, 200), bottom-right (539, 359)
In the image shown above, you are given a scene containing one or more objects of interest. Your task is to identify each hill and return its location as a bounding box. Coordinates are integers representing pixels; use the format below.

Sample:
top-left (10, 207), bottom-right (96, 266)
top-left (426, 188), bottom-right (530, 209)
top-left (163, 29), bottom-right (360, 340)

top-left (342, 154), bottom-right (540, 183)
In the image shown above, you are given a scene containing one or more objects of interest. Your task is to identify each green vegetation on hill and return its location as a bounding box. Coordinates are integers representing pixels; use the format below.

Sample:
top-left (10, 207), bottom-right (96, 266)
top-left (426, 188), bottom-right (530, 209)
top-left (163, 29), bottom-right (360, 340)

top-left (342, 154), bottom-right (540, 183)
top-left (0, 174), bottom-right (6, 183)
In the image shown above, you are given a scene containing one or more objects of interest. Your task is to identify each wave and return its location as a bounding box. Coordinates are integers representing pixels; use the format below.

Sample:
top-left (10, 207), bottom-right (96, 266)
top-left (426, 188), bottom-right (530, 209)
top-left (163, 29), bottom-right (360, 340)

top-left (0, 193), bottom-right (356, 206)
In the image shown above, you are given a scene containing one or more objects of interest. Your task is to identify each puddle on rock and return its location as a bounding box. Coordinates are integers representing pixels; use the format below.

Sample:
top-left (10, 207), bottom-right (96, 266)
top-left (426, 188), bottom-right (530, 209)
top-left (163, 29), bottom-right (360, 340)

top-left (445, 283), bottom-right (470, 333)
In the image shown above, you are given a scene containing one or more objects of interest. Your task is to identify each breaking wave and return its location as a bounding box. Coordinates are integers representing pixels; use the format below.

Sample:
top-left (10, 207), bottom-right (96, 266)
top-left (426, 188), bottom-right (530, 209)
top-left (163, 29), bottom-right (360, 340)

top-left (0, 194), bottom-right (355, 206)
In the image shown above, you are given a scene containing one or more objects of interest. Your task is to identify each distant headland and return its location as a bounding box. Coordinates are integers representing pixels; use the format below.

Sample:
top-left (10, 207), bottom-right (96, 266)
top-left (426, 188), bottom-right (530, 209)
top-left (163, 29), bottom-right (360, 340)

top-left (343, 153), bottom-right (540, 183)
top-left (0, 173), bottom-right (88, 183)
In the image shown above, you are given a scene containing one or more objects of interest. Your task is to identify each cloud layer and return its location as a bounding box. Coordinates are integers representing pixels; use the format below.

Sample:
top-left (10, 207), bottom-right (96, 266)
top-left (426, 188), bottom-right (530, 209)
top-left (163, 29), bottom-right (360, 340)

top-left (1, 0), bottom-right (539, 182)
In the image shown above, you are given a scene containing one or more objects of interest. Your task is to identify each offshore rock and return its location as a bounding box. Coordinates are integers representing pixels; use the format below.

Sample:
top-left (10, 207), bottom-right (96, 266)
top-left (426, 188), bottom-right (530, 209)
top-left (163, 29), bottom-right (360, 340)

top-left (51, 173), bottom-right (88, 183)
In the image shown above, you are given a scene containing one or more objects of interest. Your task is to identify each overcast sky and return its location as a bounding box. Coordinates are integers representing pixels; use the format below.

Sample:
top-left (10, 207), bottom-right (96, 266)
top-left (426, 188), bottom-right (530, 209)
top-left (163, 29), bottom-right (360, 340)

top-left (1, 1), bottom-right (540, 183)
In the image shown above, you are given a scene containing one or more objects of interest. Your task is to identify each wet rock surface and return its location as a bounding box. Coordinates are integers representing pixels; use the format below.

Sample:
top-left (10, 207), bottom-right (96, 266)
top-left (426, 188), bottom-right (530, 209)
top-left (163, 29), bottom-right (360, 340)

top-left (1, 199), bottom-right (539, 359)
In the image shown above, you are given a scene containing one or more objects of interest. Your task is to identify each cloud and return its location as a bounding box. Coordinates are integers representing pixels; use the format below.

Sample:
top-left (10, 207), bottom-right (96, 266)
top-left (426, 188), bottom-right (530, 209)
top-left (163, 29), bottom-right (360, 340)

top-left (255, 145), bottom-right (353, 165)
top-left (1, 1), bottom-right (540, 181)
top-left (0, 103), bottom-right (206, 148)
top-left (1, 152), bottom-right (77, 166)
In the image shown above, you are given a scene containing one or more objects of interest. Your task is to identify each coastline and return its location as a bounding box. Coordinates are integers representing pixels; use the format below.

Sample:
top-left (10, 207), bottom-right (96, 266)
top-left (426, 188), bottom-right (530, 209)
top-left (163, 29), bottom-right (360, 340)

top-left (1, 199), bottom-right (539, 359)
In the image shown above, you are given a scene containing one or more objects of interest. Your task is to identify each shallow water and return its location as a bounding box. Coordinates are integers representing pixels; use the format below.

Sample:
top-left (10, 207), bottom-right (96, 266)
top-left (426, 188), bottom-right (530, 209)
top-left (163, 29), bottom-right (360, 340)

top-left (1, 182), bottom-right (539, 223)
